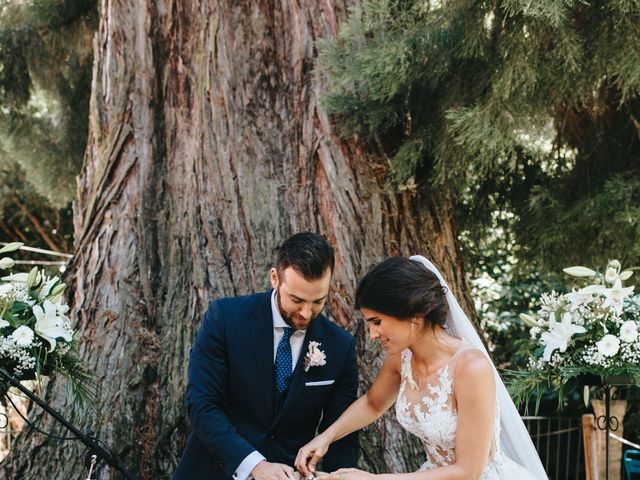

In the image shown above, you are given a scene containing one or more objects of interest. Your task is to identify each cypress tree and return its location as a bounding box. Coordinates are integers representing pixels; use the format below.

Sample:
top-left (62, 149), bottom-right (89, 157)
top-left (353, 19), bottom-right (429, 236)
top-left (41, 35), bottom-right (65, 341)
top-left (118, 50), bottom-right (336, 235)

top-left (318, 0), bottom-right (640, 269)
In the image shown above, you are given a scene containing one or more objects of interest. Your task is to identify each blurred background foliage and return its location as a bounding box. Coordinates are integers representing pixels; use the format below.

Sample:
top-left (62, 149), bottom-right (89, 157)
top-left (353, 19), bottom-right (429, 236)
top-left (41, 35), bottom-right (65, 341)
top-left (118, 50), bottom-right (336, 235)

top-left (0, 0), bottom-right (96, 253)
top-left (318, 0), bottom-right (639, 267)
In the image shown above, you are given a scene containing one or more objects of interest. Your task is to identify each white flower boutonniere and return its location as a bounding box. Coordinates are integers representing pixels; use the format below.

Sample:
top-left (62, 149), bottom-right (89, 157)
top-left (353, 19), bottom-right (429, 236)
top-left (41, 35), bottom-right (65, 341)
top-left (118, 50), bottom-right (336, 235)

top-left (304, 341), bottom-right (327, 372)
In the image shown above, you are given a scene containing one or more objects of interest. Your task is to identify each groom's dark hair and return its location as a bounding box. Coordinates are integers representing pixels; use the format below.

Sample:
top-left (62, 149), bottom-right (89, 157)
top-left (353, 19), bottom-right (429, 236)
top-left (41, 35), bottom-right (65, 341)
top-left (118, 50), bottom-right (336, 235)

top-left (355, 256), bottom-right (449, 328)
top-left (276, 232), bottom-right (335, 280)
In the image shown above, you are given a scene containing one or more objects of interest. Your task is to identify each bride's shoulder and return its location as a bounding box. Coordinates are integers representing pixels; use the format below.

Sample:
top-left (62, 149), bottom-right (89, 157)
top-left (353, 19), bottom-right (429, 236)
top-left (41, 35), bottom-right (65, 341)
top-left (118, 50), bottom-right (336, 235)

top-left (453, 349), bottom-right (494, 386)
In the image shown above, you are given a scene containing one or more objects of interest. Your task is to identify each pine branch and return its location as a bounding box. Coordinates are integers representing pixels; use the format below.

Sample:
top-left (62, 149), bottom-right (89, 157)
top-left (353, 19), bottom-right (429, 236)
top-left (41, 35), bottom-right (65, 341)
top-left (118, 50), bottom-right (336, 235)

top-left (12, 195), bottom-right (62, 253)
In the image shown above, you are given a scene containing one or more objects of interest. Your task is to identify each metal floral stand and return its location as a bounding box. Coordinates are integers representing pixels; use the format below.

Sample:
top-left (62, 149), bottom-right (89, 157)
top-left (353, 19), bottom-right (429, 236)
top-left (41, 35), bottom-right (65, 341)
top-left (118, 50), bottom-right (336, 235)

top-left (0, 367), bottom-right (137, 480)
top-left (590, 374), bottom-right (632, 480)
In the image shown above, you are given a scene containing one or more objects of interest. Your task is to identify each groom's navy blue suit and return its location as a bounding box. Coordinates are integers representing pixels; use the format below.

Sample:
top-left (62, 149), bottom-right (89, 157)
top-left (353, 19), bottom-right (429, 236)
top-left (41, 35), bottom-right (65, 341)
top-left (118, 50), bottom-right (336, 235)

top-left (173, 291), bottom-right (359, 479)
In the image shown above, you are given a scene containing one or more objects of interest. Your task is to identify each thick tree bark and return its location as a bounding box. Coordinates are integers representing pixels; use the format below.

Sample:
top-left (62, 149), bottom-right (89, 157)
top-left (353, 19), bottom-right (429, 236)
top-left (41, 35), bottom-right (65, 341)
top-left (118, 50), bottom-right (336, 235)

top-left (2, 1), bottom-right (475, 478)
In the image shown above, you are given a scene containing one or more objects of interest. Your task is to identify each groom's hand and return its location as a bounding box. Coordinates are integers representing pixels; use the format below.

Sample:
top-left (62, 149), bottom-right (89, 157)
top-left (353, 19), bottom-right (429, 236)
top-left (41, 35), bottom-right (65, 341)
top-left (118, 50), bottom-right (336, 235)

top-left (251, 460), bottom-right (297, 480)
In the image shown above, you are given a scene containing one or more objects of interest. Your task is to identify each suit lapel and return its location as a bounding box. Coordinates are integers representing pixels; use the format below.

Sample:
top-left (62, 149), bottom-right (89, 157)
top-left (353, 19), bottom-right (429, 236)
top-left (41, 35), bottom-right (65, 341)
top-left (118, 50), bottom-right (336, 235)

top-left (250, 291), bottom-right (276, 420)
top-left (272, 315), bottom-right (325, 428)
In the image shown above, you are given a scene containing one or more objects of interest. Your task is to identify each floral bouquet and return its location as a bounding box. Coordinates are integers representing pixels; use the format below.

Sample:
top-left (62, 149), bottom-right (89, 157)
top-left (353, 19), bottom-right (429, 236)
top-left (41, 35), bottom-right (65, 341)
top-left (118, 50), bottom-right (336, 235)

top-left (509, 259), bottom-right (640, 409)
top-left (0, 242), bottom-right (93, 405)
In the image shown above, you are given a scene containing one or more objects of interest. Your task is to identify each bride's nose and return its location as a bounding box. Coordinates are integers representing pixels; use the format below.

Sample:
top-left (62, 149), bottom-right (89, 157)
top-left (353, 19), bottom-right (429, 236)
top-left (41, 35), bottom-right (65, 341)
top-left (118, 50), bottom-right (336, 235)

top-left (369, 324), bottom-right (380, 340)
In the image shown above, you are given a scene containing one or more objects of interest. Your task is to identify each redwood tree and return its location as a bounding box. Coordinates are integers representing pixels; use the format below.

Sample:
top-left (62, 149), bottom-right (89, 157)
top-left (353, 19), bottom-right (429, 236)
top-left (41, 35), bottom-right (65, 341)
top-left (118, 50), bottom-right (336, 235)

top-left (1, 1), bottom-right (473, 478)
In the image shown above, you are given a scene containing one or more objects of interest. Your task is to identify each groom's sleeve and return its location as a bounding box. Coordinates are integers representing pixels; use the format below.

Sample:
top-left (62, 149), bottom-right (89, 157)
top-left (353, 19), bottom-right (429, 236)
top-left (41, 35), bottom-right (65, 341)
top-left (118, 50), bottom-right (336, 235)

top-left (185, 300), bottom-right (260, 478)
top-left (318, 336), bottom-right (359, 470)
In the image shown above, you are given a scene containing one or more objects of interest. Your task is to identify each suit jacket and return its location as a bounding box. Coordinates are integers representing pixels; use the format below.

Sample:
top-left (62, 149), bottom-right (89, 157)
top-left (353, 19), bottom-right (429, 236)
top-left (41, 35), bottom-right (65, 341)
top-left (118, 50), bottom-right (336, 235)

top-left (173, 290), bottom-right (359, 479)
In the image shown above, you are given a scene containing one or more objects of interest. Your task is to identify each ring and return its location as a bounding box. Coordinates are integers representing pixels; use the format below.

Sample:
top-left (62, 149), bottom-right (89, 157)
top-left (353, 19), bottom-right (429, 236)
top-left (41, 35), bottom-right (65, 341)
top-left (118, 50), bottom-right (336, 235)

top-left (306, 476), bottom-right (316, 480)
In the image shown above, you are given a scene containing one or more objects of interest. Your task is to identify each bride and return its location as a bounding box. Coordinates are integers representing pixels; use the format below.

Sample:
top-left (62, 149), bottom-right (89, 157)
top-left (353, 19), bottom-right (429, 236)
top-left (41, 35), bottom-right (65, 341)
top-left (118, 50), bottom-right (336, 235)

top-left (295, 256), bottom-right (547, 480)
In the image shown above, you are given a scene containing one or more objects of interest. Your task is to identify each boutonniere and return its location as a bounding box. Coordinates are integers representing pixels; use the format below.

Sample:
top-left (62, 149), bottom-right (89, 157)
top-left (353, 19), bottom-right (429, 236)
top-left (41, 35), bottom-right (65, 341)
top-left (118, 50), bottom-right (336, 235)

top-left (304, 341), bottom-right (327, 372)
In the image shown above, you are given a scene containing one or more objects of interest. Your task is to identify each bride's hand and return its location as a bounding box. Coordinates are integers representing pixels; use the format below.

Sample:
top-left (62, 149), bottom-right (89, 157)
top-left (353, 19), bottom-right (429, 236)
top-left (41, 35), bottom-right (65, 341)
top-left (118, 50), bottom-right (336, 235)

top-left (319, 468), bottom-right (375, 480)
top-left (295, 434), bottom-right (331, 477)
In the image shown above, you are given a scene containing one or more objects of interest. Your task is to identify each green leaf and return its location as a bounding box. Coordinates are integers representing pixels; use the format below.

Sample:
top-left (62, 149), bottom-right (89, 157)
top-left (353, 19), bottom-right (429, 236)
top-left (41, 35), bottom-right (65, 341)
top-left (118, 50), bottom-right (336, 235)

top-left (1, 310), bottom-right (20, 328)
top-left (11, 301), bottom-right (30, 314)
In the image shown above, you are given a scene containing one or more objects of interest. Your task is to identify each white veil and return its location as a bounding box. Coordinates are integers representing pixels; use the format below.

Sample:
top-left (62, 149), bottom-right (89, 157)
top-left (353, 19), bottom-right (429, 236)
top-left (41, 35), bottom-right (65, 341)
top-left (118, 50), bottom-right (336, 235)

top-left (410, 255), bottom-right (548, 479)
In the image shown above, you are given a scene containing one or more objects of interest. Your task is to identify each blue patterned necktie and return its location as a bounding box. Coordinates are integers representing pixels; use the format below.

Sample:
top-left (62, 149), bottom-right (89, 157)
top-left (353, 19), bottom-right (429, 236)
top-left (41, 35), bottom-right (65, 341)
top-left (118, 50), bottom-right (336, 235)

top-left (275, 327), bottom-right (293, 397)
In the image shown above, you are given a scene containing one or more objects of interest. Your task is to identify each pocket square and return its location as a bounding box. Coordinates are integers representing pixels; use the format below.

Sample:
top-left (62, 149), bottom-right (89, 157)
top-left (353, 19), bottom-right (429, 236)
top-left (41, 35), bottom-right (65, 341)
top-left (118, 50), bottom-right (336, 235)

top-left (304, 380), bottom-right (335, 386)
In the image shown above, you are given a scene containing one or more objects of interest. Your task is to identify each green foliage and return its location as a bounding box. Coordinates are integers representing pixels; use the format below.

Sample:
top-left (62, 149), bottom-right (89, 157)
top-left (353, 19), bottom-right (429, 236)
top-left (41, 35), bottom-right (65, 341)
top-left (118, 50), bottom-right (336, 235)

top-left (0, 161), bottom-right (73, 252)
top-left (0, 0), bottom-right (96, 208)
top-left (318, 0), bottom-right (640, 270)
top-left (463, 207), bottom-right (565, 370)
top-left (519, 174), bottom-right (640, 269)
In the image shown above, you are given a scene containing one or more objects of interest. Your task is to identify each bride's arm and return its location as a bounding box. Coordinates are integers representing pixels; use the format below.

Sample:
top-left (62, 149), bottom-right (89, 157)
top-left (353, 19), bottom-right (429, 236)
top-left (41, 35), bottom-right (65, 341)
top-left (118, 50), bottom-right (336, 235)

top-left (444, 350), bottom-right (497, 479)
top-left (322, 351), bottom-right (496, 480)
top-left (295, 352), bottom-right (402, 475)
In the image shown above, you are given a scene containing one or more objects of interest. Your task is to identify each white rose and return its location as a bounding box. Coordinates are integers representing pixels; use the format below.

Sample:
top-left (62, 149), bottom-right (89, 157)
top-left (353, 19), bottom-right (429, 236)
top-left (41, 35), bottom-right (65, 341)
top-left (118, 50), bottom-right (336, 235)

top-left (596, 334), bottom-right (621, 357)
top-left (12, 325), bottom-right (35, 347)
top-left (619, 321), bottom-right (638, 343)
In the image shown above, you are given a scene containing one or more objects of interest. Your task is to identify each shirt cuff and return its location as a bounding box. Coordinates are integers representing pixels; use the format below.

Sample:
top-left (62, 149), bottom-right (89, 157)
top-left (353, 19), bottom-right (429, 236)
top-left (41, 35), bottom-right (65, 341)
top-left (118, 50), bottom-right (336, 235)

top-left (233, 450), bottom-right (266, 480)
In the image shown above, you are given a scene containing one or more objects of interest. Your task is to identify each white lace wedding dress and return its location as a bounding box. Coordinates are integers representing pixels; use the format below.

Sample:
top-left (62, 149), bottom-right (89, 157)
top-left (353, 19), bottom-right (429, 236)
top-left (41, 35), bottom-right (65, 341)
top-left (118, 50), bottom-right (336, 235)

top-left (395, 345), bottom-right (543, 479)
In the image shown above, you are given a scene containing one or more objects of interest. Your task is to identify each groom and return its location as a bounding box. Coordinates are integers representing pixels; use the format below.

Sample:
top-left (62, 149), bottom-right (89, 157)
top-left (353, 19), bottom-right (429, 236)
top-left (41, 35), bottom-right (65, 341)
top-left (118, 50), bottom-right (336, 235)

top-left (174, 232), bottom-right (359, 480)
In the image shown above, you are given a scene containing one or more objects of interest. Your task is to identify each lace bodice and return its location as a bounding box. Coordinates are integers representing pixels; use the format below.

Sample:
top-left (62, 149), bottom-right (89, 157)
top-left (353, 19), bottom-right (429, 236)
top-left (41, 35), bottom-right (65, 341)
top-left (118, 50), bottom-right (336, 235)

top-left (395, 346), bottom-right (504, 477)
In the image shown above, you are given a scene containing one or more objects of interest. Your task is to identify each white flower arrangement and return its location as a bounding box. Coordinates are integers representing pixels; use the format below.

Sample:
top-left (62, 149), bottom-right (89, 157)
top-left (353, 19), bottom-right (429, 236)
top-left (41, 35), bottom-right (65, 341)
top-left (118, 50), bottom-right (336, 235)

top-left (0, 243), bottom-right (93, 405)
top-left (511, 258), bottom-right (640, 407)
top-left (304, 341), bottom-right (327, 372)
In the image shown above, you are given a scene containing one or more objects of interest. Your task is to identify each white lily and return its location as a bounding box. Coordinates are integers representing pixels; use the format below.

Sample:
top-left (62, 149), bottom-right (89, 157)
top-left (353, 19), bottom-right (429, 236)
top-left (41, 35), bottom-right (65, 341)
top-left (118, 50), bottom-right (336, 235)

top-left (1, 273), bottom-right (29, 283)
top-left (39, 276), bottom-right (61, 300)
top-left (563, 266), bottom-right (597, 278)
top-left (520, 313), bottom-right (539, 328)
top-left (33, 300), bottom-right (73, 352)
top-left (578, 284), bottom-right (606, 295)
top-left (604, 266), bottom-right (619, 284)
top-left (26, 267), bottom-right (40, 289)
top-left (565, 288), bottom-right (592, 311)
top-left (601, 278), bottom-right (635, 315)
top-left (0, 257), bottom-right (15, 270)
top-left (540, 312), bottom-right (586, 361)
top-left (619, 270), bottom-right (634, 281)
top-left (608, 260), bottom-right (621, 270)
top-left (0, 242), bottom-right (23, 254)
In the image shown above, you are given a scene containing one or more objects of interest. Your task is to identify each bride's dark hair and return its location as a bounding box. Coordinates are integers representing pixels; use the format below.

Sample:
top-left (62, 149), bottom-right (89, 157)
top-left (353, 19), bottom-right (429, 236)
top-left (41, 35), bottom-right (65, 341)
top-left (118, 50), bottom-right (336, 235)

top-left (355, 256), bottom-right (449, 327)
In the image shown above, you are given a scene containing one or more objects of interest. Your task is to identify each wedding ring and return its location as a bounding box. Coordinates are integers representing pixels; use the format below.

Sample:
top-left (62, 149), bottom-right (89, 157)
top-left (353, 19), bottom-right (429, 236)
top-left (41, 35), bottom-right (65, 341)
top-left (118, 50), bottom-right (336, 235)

top-left (306, 476), bottom-right (316, 480)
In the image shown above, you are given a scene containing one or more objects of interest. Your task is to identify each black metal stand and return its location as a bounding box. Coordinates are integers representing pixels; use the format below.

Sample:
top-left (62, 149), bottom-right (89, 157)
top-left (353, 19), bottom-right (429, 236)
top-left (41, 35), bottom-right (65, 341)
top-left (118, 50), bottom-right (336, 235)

top-left (593, 375), bottom-right (631, 480)
top-left (0, 367), bottom-right (137, 480)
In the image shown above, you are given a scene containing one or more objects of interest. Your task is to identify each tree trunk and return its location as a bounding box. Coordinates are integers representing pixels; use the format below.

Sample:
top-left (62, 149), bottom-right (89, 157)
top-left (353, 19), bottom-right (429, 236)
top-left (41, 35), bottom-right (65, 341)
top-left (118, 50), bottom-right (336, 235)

top-left (1, 1), bottom-right (475, 478)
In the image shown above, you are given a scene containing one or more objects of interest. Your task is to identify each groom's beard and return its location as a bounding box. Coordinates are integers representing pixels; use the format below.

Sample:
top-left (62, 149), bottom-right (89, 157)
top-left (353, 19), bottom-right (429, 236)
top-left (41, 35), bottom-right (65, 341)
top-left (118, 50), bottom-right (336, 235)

top-left (276, 289), bottom-right (316, 330)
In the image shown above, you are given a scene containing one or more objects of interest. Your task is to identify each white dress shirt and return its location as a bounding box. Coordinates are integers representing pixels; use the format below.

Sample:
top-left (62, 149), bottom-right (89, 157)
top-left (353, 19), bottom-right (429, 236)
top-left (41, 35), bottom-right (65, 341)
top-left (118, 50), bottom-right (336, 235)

top-left (233, 290), bottom-right (307, 480)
